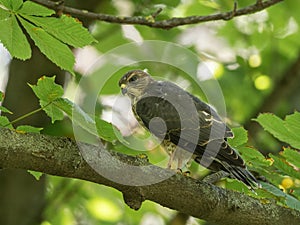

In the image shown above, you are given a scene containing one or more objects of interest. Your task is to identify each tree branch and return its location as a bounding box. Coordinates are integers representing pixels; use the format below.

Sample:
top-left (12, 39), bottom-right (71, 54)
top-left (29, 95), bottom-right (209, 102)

top-left (0, 127), bottom-right (299, 225)
top-left (30, 0), bottom-right (283, 29)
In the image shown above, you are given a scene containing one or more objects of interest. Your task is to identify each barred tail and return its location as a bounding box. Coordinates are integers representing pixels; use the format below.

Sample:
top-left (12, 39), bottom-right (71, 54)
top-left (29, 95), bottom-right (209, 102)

top-left (226, 165), bottom-right (261, 189)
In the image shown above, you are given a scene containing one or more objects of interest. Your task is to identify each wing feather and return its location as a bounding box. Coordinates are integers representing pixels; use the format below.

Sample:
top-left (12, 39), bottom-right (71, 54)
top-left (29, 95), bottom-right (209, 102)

top-left (134, 81), bottom-right (242, 168)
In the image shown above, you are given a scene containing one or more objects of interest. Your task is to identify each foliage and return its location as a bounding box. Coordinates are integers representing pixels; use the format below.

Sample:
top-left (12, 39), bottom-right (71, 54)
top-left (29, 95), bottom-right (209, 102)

top-left (254, 113), bottom-right (300, 149)
top-left (1, 0), bottom-right (300, 224)
top-left (0, 0), bottom-right (95, 73)
top-left (226, 125), bottom-right (300, 211)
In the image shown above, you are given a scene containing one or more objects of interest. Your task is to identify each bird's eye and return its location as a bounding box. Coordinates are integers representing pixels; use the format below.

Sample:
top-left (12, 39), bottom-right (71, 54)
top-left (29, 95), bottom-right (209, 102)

top-left (129, 75), bottom-right (138, 82)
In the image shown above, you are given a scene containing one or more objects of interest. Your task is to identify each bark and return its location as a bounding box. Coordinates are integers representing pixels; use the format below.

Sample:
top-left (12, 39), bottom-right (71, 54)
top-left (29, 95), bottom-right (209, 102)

top-left (31, 0), bottom-right (283, 29)
top-left (0, 127), bottom-right (299, 225)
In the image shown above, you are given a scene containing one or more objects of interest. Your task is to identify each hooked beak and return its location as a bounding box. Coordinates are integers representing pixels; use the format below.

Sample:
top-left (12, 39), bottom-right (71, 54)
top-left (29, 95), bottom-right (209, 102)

top-left (120, 84), bottom-right (127, 95)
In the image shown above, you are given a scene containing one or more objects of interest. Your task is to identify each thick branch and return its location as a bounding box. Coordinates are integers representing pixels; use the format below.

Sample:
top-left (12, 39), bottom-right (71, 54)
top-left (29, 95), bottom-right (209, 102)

top-left (0, 127), bottom-right (299, 225)
top-left (31, 0), bottom-right (283, 29)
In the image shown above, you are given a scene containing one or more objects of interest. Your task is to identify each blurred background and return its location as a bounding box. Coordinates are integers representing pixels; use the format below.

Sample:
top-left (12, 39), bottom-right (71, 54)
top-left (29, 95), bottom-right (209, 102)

top-left (0, 0), bottom-right (299, 224)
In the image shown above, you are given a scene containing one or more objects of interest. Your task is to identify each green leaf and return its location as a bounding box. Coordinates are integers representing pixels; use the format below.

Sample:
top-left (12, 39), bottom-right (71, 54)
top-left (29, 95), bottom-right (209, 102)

top-left (0, 7), bottom-right (10, 19)
top-left (29, 76), bottom-right (64, 102)
top-left (18, 16), bottom-right (75, 73)
top-left (0, 0), bottom-right (23, 11)
top-left (0, 91), bottom-right (3, 101)
top-left (281, 148), bottom-right (300, 168)
top-left (53, 98), bottom-right (97, 134)
top-left (41, 100), bottom-right (64, 123)
top-left (11, 0), bottom-right (22, 11)
top-left (261, 182), bottom-right (300, 211)
top-left (270, 154), bottom-right (300, 180)
top-left (0, 106), bottom-right (13, 114)
top-left (30, 76), bottom-right (65, 123)
top-left (237, 146), bottom-right (271, 168)
top-left (0, 0), bottom-right (10, 9)
top-left (254, 113), bottom-right (300, 149)
top-left (52, 98), bottom-right (121, 142)
top-left (24, 14), bottom-right (96, 48)
top-left (227, 127), bottom-right (248, 147)
top-left (18, 1), bottom-right (55, 16)
top-left (95, 117), bottom-right (121, 143)
top-left (286, 194), bottom-right (300, 211)
top-left (225, 178), bottom-right (251, 194)
top-left (16, 125), bottom-right (43, 133)
top-left (0, 0), bottom-right (15, 10)
top-left (285, 112), bottom-right (300, 137)
top-left (260, 182), bottom-right (286, 198)
top-left (0, 14), bottom-right (31, 60)
top-left (27, 170), bottom-right (43, 180)
top-left (0, 116), bottom-right (13, 128)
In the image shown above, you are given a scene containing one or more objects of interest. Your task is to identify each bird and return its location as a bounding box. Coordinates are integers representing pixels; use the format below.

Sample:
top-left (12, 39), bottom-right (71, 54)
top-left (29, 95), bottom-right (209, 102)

top-left (119, 69), bottom-right (259, 189)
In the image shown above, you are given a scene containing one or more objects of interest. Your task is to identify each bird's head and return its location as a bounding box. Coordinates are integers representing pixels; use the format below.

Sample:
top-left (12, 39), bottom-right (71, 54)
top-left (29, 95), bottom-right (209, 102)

top-left (119, 70), bottom-right (153, 100)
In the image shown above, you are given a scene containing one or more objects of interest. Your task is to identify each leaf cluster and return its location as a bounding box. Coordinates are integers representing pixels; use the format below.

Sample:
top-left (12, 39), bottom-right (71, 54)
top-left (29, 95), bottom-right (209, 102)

top-left (227, 122), bottom-right (300, 211)
top-left (0, 0), bottom-right (95, 73)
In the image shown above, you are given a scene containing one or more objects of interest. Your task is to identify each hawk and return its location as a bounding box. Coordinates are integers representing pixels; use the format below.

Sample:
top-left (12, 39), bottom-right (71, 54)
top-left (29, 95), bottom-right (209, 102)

top-left (119, 69), bottom-right (259, 189)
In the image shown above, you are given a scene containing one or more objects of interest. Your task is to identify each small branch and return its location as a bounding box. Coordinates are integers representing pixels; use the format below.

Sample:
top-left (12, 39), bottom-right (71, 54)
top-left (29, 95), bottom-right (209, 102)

top-left (0, 127), bottom-right (299, 225)
top-left (151, 8), bottom-right (163, 19)
top-left (223, 1), bottom-right (237, 21)
top-left (30, 0), bottom-right (283, 29)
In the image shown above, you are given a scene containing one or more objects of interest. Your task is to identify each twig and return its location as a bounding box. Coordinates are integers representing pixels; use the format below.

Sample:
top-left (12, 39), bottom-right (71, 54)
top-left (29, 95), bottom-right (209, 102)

top-left (30, 0), bottom-right (284, 29)
top-left (151, 8), bottom-right (163, 19)
top-left (223, 1), bottom-right (237, 21)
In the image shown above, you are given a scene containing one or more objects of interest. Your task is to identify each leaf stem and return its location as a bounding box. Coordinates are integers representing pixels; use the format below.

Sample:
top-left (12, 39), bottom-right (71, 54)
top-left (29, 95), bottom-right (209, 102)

top-left (3, 102), bottom-right (52, 127)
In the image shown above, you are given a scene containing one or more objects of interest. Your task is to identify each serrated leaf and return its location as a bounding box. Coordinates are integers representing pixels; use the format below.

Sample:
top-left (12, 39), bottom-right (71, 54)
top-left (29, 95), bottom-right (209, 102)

top-left (30, 76), bottom-right (64, 102)
top-left (227, 127), bottom-right (248, 147)
top-left (24, 14), bottom-right (96, 48)
top-left (0, 14), bottom-right (31, 59)
top-left (225, 178), bottom-right (251, 194)
top-left (0, 106), bottom-right (12, 114)
top-left (270, 154), bottom-right (300, 180)
top-left (18, 16), bottom-right (75, 73)
top-left (260, 182), bottom-right (286, 198)
top-left (285, 112), bottom-right (300, 136)
top-left (11, 0), bottom-right (22, 11)
top-left (286, 194), bottom-right (300, 211)
top-left (261, 182), bottom-right (300, 211)
top-left (95, 117), bottom-right (121, 142)
top-left (18, 1), bottom-right (55, 16)
top-left (282, 148), bottom-right (300, 168)
top-left (0, 7), bottom-right (10, 19)
top-left (53, 98), bottom-right (97, 133)
top-left (28, 170), bottom-right (43, 180)
top-left (0, 116), bottom-right (13, 128)
top-left (0, 0), bottom-right (12, 9)
top-left (254, 113), bottom-right (300, 149)
top-left (237, 146), bottom-right (270, 167)
top-left (53, 98), bottom-right (121, 142)
top-left (41, 100), bottom-right (64, 123)
top-left (0, 0), bottom-right (22, 11)
top-left (16, 125), bottom-right (43, 133)
top-left (255, 188), bottom-right (282, 200)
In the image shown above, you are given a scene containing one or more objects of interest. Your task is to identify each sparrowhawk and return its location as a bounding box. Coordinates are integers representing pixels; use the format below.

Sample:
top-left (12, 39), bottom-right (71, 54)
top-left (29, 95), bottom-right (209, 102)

top-left (119, 69), bottom-right (259, 189)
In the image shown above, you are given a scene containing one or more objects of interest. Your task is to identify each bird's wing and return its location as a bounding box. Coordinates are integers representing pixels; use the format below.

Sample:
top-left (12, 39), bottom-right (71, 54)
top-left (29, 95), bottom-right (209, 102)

top-left (134, 81), bottom-right (249, 171)
top-left (134, 81), bottom-right (231, 148)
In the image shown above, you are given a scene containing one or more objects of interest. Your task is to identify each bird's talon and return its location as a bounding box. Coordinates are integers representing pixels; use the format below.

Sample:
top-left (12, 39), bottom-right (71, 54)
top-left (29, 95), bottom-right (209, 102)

top-left (183, 171), bottom-right (191, 176)
top-left (176, 168), bottom-right (183, 174)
